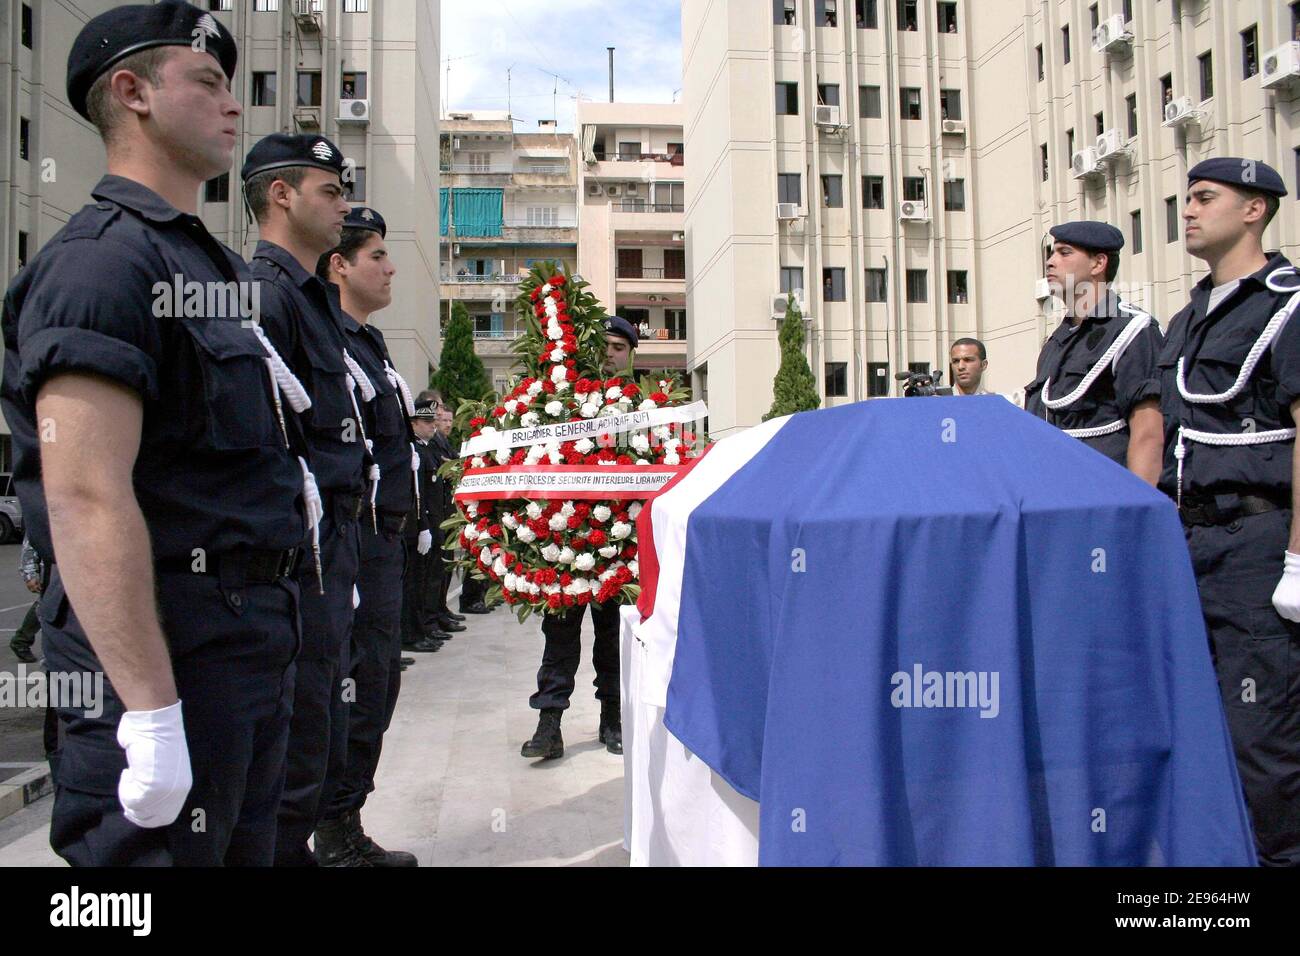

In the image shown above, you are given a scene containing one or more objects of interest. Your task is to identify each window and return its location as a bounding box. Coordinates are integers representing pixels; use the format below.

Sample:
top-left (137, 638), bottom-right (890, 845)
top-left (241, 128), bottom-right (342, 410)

top-left (778, 173), bottom-right (802, 205)
top-left (939, 89), bottom-right (962, 121)
top-left (775, 0), bottom-right (796, 25)
top-left (947, 270), bottom-right (968, 304)
top-left (617, 141), bottom-right (641, 159)
top-left (525, 206), bottom-right (557, 226)
top-left (817, 84), bottom-right (840, 107)
top-left (900, 87), bottom-right (922, 120)
top-left (17, 231), bottom-right (28, 269)
top-left (254, 0), bottom-right (279, 10)
top-left (467, 152), bottom-right (491, 171)
top-left (1159, 73), bottom-right (1173, 108)
top-left (1040, 143), bottom-right (1049, 181)
top-left (865, 269), bottom-right (888, 302)
top-left (1241, 25), bottom-right (1258, 79)
top-left (1094, 111), bottom-right (1105, 137)
top-left (1130, 209), bottom-right (1142, 255)
top-left (1294, 2), bottom-right (1300, 41)
top-left (20, 3), bottom-right (32, 49)
top-left (937, 2), bottom-right (958, 34)
top-left (776, 82), bottom-right (799, 115)
top-left (1126, 93), bottom-right (1138, 138)
top-left (617, 249), bottom-right (643, 278)
top-left (667, 142), bottom-right (684, 156)
top-left (943, 178), bottom-right (965, 211)
top-left (821, 175), bottom-right (844, 208)
top-left (345, 166), bottom-right (367, 202)
top-left (1036, 44), bottom-right (1044, 82)
top-left (252, 72), bottom-right (277, 107)
top-left (817, 0), bottom-right (838, 28)
top-left (898, 0), bottom-right (918, 31)
top-left (867, 362), bottom-right (890, 396)
top-left (205, 173), bottom-right (230, 204)
top-left (902, 177), bottom-right (925, 202)
top-left (822, 268), bottom-right (846, 302)
top-left (1089, 3), bottom-right (1099, 32)
top-left (859, 85), bottom-right (882, 118)
top-left (665, 310), bottom-right (687, 340)
top-left (826, 362), bottom-right (848, 398)
top-left (863, 175), bottom-right (885, 209)
top-left (341, 72), bottom-right (367, 99)
top-left (19, 117), bottom-right (29, 161)
top-left (209, 0), bottom-right (233, 8)
top-left (344, 0), bottom-right (370, 11)
top-left (1165, 196), bottom-right (1179, 243)
top-left (906, 269), bottom-right (928, 303)
top-left (857, 0), bottom-right (878, 29)
top-left (297, 71), bottom-right (322, 107)
top-left (1062, 25), bottom-right (1071, 65)
top-left (1122, 0), bottom-right (1132, 22)
top-left (1198, 51), bottom-right (1213, 100)
top-left (1066, 128), bottom-right (1075, 159)
top-left (780, 267), bottom-right (804, 295)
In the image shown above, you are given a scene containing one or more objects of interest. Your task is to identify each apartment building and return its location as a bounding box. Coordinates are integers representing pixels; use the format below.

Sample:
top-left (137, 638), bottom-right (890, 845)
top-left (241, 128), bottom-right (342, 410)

top-left (438, 110), bottom-right (578, 393)
top-left (0, 0), bottom-right (441, 462)
top-left (683, 0), bottom-right (1300, 437)
top-left (576, 101), bottom-right (688, 375)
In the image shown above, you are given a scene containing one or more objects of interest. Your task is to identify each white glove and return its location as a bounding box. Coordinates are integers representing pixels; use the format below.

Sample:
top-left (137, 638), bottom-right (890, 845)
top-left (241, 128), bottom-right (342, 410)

top-left (1271, 551), bottom-right (1300, 623)
top-left (116, 700), bottom-right (192, 829)
top-left (352, 584), bottom-right (361, 609)
top-left (417, 529), bottom-right (433, 555)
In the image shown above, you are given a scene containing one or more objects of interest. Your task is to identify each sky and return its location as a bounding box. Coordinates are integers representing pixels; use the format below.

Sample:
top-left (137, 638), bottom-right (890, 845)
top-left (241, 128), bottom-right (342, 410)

top-left (440, 0), bottom-right (683, 133)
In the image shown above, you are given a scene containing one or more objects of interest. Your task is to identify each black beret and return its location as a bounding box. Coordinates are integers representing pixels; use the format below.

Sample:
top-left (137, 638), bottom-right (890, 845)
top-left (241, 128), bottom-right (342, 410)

top-left (605, 315), bottom-right (640, 348)
top-left (67, 1), bottom-right (237, 121)
top-left (241, 133), bottom-right (347, 182)
top-left (1050, 220), bottom-right (1125, 253)
top-left (344, 206), bottom-right (387, 238)
top-left (411, 400), bottom-right (438, 419)
top-left (1188, 157), bottom-right (1287, 198)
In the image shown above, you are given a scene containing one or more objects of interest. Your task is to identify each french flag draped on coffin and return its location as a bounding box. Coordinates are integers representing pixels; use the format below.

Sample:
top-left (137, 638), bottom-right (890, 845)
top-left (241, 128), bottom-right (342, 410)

top-left (637, 396), bottom-right (1255, 866)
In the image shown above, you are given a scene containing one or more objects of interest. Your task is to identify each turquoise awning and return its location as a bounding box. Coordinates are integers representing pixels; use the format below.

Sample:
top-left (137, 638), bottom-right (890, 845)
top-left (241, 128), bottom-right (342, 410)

top-left (440, 188), bottom-right (504, 237)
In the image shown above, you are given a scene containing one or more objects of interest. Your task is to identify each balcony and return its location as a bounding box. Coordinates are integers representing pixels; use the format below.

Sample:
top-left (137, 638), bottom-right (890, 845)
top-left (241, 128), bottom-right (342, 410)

top-left (470, 330), bottom-right (524, 358)
top-left (611, 202), bottom-right (683, 234)
top-left (447, 162), bottom-right (514, 174)
top-left (615, 267), bottom-right (684, 280)
top-left (595, 150), bottom-right (684, 165)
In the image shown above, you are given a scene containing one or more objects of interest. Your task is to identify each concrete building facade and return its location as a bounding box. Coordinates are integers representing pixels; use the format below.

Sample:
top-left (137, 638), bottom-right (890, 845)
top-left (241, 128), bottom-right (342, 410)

top-left (683, 0), bottom-right (1300, 438)
top-left (438, 110), bottom-right (578, 394)
top-left (576, 101), bottom-right (688, 374)
top-left (0, 0), bottom-right (441, 461)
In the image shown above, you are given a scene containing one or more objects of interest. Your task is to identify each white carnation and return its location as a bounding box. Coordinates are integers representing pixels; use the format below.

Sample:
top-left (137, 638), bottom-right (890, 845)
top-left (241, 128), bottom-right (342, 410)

top-left (479, 545), bottom-right (492, 564)
top-left (547, 325), bottom-right (563, 341)
top-left (492, 556), bottom-right (507, 576)
top-left (470, 456), bottom-right (486, 469)
top-left (598, 459), bottom-right (616, 466)
top-left (525, 502), bottom-right (543, 519)
top-left (555, 381), bottom-right (569, 394)
top-left (547, 449), bottom-right (564, 465)
top-left (504, 399), bottom-right (520, 415)
top-left (549, 347), bottom-right (565, 363)
top-left (520, 411), bottom-right (539, 427)
top-left (598, 545), bottom-right (618, 559)
top-left (501, 513), bottom-right (519, 530)
top-left (558, 546), bottom-right (576, 564)
top-left (636, 458), bottom-right (650, 466)
top-left (605, 386), bottom-right (623, 401)
top-left (515, 526), bottom-right (537, 544)
top-left (504, 572), bottom-right (517, 591)
top-left (573, 553), bottom-right (596, 572)
top-left (592, 505), bottom-right (611, 522)
top-left (575, 438), bottom-right (595, 454)
top-left (541, 283), bottom-right (552, 294)
top-left (610, 521), bottom-right (632, 541)
top-left (466, 502), bottom-right (480, 516)
top-left (527, 381), bottom-right (544, 396)
top-left (551, 365), bottom-right (568, 384)
top-left (464, 527), bottom-right (480, 543)
top-left (653, 425), bottom-right (671, 439)
top-left (545, 400), bottom-right (564, 417)
top-left (631, 433), bottom-right (650, 453)
top-left (664, 453), bottom-right (681, 465)
top-left (628, 502), bottom-right (642, 520)
top-left (629, 560), bottom-right (639, 576)
top-left (548, 512), bottom-right (568, 531)
top-left (580, 402), bottom-right (600, 418)
top-left (540, 543), bottom-right (561, 562)
top-left (638, 399), bottom-right (658, 412)
top-left (560, 501), bottom-right (575, 516)
top-left (494, 448), bottom-right (510, 465)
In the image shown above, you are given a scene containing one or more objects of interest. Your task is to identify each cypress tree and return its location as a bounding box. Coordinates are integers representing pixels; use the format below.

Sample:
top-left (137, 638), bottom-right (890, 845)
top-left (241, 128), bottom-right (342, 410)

top-left (431, 300), bottom-right (493, 414)
top-left (763, 294), bottom-right (822, 421)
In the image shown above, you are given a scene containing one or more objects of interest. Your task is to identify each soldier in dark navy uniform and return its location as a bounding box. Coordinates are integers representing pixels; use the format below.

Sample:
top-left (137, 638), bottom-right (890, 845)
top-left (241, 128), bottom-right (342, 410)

top-left (1158, 158), bottom-right (1300, 866)
top-left (0, 1), bottom-right (310, 866)
top-left (401, 399), bottom-right (449, 653)
top-left (240, 133), bottom-right (366, 866)
top-left (1025, 221), bottom-right (1164, 483)
top-left (313, 207), bottom-right (419, 866)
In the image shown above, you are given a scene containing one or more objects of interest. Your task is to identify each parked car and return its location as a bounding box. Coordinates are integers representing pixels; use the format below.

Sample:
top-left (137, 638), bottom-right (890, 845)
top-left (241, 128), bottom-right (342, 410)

top-left (0, 473), bottom-right (24, 544)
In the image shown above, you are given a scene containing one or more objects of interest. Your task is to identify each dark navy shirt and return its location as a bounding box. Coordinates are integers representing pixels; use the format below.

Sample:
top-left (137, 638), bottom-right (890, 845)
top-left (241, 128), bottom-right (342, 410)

top-left (1024, 289), bottom-right (1163, 466)
top-left (251, 240), bottom-right (364, 497)
top-left (408, 437), bottom-right (440, 538)
top-left (0, 175), bottom-right (305, 563)
top-left (339, 310), bottom-right (414, 515)
top-left (1157, 252), bottom-right (1300, 501)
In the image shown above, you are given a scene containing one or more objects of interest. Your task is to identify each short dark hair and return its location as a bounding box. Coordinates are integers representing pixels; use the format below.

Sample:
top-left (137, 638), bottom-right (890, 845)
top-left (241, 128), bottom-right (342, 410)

top-left (1259, 192), bottom-right (1281, 230)
top-left (950, 337), bottom-right (987, 362)
top-left (245, 166), bottom-right (309, 223)
top-left (316, 227), bottom-right (376, 280)
top-left (85, 48), bottom-right (174, 144)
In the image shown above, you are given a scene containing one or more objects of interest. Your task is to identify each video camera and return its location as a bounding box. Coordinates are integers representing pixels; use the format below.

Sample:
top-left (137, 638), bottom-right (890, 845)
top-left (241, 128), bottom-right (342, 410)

top-left (895, 367), bottom-right (954, 398)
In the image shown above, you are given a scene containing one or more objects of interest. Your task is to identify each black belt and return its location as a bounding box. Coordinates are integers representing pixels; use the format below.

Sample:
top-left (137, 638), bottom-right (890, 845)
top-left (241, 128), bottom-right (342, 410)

top-left (368, 511), bottom-right (408, 535)
top-left (1179, 492), bottom-right (1287, 528)
top-left (157, 547), bottom-right (300, 583)
top-left (328, 491), bottom-right (365, 524)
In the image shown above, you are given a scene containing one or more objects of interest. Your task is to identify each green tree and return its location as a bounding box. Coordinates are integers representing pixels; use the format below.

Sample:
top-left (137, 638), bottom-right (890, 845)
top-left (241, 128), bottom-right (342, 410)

top-left (431, 300), bottom-right (492, 417)
top-left (763, 294), bottom-right (821, 421)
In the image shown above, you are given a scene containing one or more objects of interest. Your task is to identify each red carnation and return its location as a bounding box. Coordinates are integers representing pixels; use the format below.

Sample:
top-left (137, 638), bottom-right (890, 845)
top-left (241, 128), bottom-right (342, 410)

top-left (542, 381), bottom-right (556, 394)
top-left (470, 417), bottom-right (487, 428)
top-left (588, 529), bottom-right (607, 547)
top-left (584, 454), bottom-right (601, 465)
top-left (551, 275), bottom-right (566, 285)
top-left (566, 369), bottom-right (577, 382)
top-left (650, 392), bottom-right (668, 404)
top-left (546, 594), bottom-right (562, 609)
top-left (571, 536), bottom-right (587, 551)
top-left (493, 406), bottom-right (506, 418)
top-left (605, 377), bottom-right (623, 388)
top-left (622, 383), bottom-right (640, 397)
top-left (559, 572), bottom-right (573, 586)
top-left (567, 515), bottom-right (582, 530)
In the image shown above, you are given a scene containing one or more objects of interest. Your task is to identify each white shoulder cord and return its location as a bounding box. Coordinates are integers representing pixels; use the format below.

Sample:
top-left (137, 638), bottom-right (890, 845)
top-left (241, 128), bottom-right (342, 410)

top-left (1041, 303), bottom-right (1153, 411)
top-left (341, 349), bottom-right (381, 531)
top-left (384, 360), bottom-right (416, 417)
top-left (1172, 268), bottom-right (1300, 506)
top-left (411, 442), bottom-right (422, 520)
top-left (298, 456), bottom-right (324, 594)
top-left (248, 323), bottom-right (311, 447)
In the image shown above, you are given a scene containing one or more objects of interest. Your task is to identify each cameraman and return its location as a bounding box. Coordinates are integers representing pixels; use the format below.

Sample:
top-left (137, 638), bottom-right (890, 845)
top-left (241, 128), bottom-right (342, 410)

top-left (949, 338), bottom-right (989, 395)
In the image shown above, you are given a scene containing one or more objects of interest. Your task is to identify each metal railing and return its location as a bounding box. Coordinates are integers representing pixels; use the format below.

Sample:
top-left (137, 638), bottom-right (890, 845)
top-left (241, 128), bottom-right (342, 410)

top-left (615, 267), bottom-right (686, 280)
top-left (503, 217), bottom-right (577, 229)
top-left (447, 163), bottom-right (513, 174)
top-left (597, 151), bottom-right (685, 165)
top-left (614, 201), bottom-right (684, 214)
top-left (442, 273), bottom-right (522, 284)
top-left (472, 329), bottom-right (522, 340)
top-left (633, 326), bottom-right (688, 342)
top-left (520, 164), bottom-right (568, 175)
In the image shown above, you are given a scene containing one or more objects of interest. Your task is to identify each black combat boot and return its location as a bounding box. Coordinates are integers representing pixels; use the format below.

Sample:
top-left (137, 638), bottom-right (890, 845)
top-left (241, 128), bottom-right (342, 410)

top-left (313, 816), bottom-right (373, 867)
top-left (345, 810), bottom-right (418, 867)
top-left (599, 699), bottom-right (623, 755)
top-left (520, 708), bottom-right (564, 759)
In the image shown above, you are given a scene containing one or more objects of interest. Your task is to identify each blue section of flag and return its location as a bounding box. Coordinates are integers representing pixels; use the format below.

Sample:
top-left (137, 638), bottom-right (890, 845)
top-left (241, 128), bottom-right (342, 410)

top-left (662, 397), bottom-right (1255, 865)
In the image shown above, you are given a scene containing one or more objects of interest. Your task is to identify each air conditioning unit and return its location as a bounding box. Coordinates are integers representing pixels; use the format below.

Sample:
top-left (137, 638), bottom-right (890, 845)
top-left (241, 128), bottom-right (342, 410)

top-left (1161, 96), bottom-right (1197, 128)
top-left (586, 182), bottom-right (603, 196)
top-left (776, 202), bottom-right (801, 220)
top-left (338, 98), bottom-right (370, 124)
top-left (1094, 129), bottom-right (1127, 163)
top-left (452, 243), bottom-right (461, 255)
top-left (293, 107), bottom-right (320, 130)
top-left (1261, 42), bottom-right (1300, 90)
top-left (1033, 278), bottom-right (1053, 301)
top-left (606, 185), bottom-right (623, 197)
top-left (625, 183), bottom-right (641, 196)
top-left (898, 200), bottom-right (929, 222)
top-left (1092, 14), bottom-right (1132, 55)
top-left (1072, 147), bottom-right (1101, 178)
top-left (773, 294), bottom-right (793, 317)
top-left (814, 105), bottom-right (842, 127)
top-left (293, 0), bottom-right (321, 29)
top-left (941, 119), bottom-right (967, 137)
